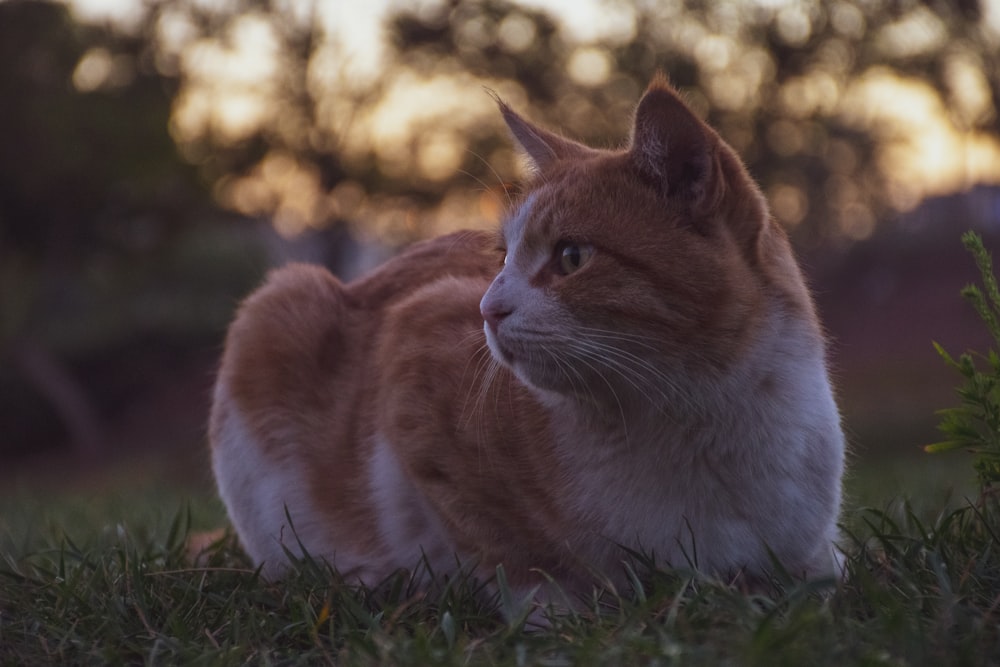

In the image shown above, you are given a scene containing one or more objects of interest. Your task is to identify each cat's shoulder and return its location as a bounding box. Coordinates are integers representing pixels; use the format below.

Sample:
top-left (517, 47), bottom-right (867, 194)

top-left (224, 229), bottom-right (497, 346)
top-left (348, 230), bottom-right (500, 307)
top-left (218, 230), bottom-right (498, 407)
top-left (224, 262), bottom-right (345, 356)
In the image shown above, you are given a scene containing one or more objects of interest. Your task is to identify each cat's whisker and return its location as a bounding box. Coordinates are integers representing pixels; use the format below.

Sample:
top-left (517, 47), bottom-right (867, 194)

top-left (571, 328), bottom-right (724, 372)
top-left (572, 340), bottom-right (678, 394)
top-left (553, 326), bottom-right (722, 424)
top-left (571, 336), bottom-right (687, 390)
top-left (560, 336), bottom-right (707, 419)
top-left (464, 149), bottom-right (515, 211)
top-left (478, 357), bottom-right (504, 474)
top-left (572, 346), bottom-right (665, 402)
top-left (571, 326), bottom-right (667, 351)
top-left (460, 342), bottom-right (496, 429)
top-left (574, 326), bottom-right (728, 365)
top-left (541, 346), bottom-right (601, 419)
top-left (555, 346), bottom-right (631, 447)
top-left (473, 349), bottom-right (500, 420)
top-left (461, 342), bottom-right (505, 475)
top-left (457, 326), bottom-right (488, 345)
top-left (573, 352), bottom-right (667, 423)
top-left (596, 351), bottom-right (700, 417)
top-left (544, 332), bottom-right (683, 406)
top-left (457, 167), bottom-right (508, 214)
top-left (458, 331), bottom-right (488, 387)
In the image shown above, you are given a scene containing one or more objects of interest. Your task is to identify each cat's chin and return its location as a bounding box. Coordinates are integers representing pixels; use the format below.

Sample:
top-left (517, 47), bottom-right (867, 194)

top-left (483, 322), bottom-right (514, 365)
top-left (483, 324), bottom-right (561, 398)
top-left (484, 339), bottom-right (539, 393)
top-left (484, 343), bottom-right (596, 413)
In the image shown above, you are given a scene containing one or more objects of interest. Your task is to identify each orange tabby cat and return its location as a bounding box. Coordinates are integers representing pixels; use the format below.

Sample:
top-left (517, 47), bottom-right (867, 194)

top-left (210, 75), bottom-right (845, 599)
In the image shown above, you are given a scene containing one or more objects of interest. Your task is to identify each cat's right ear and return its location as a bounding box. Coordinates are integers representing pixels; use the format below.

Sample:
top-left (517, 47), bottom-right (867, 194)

top-left (491, 92), bottom-right (595, 172)
top-left (629, 74), bottom-right (722, 211)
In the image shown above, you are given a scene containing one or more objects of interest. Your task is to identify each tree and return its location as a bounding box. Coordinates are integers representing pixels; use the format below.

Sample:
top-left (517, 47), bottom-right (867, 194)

top-left (160, 0), bottom-right (1000, 248)
top-left (0, 0), bottom-right (252, 459)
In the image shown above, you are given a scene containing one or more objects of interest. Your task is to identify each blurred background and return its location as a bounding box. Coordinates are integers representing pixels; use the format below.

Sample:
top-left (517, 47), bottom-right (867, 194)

top-left (1, 0), bottom-right (999, 498)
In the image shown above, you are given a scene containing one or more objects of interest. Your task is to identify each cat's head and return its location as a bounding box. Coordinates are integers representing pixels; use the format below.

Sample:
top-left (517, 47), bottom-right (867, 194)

top-left (480, 75), bottom-right (801, 413)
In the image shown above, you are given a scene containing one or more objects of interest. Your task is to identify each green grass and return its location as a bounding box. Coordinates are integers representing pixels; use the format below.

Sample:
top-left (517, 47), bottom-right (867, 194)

top-left (1, 464), bottom-right (998, 666)
top-left (3, 232), bottom-right (998, 665)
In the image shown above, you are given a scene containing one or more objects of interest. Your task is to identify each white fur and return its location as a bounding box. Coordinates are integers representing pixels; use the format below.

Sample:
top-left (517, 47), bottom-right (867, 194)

top-left (549, 325), bottom-right (844, 579)
top-left (480, 215), bottom-right (844, 580)
top-left (481, 195), bottom-right (575, 390)
top-left (368, 433), bottom-right (460, 579)
top-left (212, 385), bottom-right (382, 580)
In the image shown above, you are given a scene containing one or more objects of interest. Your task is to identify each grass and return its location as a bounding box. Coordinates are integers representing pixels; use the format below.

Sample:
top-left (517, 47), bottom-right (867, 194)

top-left (3, 232), bottom-right (999, 665)
top-left (0, 463), bottom-right (998, 666)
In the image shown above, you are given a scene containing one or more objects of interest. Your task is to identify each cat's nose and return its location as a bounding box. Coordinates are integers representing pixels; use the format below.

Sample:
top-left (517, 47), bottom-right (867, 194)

top-left (481, 303), bottom-right (512, 333)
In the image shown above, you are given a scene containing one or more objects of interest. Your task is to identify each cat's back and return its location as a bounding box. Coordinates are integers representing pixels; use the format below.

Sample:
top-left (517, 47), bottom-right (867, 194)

top-left (349, 229), bottom-right (499, 308)
top-left (213, 230), bottom-right (497, 421)
top-left (208, 230), bottom-right (500, 575)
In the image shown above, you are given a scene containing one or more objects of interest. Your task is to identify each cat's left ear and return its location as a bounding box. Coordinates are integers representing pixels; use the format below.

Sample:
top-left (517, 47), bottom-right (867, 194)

top-left (629, 74), bottom-right (723, 212)
top-left (495, 96), bottom-right (596, 172)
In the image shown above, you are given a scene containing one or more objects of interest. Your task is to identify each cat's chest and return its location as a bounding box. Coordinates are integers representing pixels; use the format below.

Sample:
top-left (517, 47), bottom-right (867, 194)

top-left (550, 419), bottom-right (757, 557)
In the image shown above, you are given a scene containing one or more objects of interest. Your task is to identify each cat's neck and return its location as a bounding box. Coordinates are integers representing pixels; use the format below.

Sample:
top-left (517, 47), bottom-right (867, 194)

top-left (541, 303), bottom-right (834, 465)
top-left (533, 306), bottom-right (841, 574)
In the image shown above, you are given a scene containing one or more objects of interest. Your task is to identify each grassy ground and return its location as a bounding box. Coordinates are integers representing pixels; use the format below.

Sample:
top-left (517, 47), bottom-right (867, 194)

top-left (1, 449), bottom-right (997, 666)
top-left (8, 230), bottom-right (998, 665)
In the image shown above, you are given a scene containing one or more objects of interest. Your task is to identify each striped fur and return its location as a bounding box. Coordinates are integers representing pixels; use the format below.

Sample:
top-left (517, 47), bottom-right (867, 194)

top-left (210, 77), bottom-right (845, 597)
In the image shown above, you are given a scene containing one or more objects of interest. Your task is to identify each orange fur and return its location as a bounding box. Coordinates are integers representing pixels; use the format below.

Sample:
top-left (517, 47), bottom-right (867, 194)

top-left (210, 77), bottom-right (845, 599)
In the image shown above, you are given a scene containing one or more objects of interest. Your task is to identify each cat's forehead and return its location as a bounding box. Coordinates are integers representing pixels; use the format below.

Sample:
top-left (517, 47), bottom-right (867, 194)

top-left (502, 191), bottom-right (566, 262)
top-left (502, 175), bottom-right (625, 251)
top-left (503, 189), bottom-right (568, 239)
top-left (503, 157), bottom-right (637, 240)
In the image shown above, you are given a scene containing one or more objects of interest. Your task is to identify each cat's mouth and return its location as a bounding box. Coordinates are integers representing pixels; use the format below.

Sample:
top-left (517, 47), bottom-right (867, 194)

top-left (483, 322), bottom-right (516, 366)
top-left (484, 325), bottom-right (568, 395)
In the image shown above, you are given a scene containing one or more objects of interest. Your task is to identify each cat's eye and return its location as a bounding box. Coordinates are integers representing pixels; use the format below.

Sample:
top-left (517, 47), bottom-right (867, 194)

top-left (557, 242), bottom-right (593, 275)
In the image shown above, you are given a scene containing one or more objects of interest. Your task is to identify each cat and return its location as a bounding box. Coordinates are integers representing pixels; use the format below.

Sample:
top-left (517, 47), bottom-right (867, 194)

top-left (209, 74), bottom-right (846, 602)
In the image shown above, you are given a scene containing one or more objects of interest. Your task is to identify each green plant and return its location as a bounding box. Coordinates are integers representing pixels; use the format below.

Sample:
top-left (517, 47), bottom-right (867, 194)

top-left (928, 231), bottom-right (1000, 490)
top-left (4, 487), bottom-right (1000, 666)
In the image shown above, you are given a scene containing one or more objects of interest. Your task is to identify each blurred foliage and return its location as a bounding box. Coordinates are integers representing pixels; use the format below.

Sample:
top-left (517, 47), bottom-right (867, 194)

top-left (0, 0), bottom-right (264, 458)
top-left (930, 232), bottom-right (1000, 489)
top-left (159, 0), bottom-right (999, 246)
top-left (0, 0), bottom-right (256, 348)
top-left (2, 0), bottom-right (998, 458)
